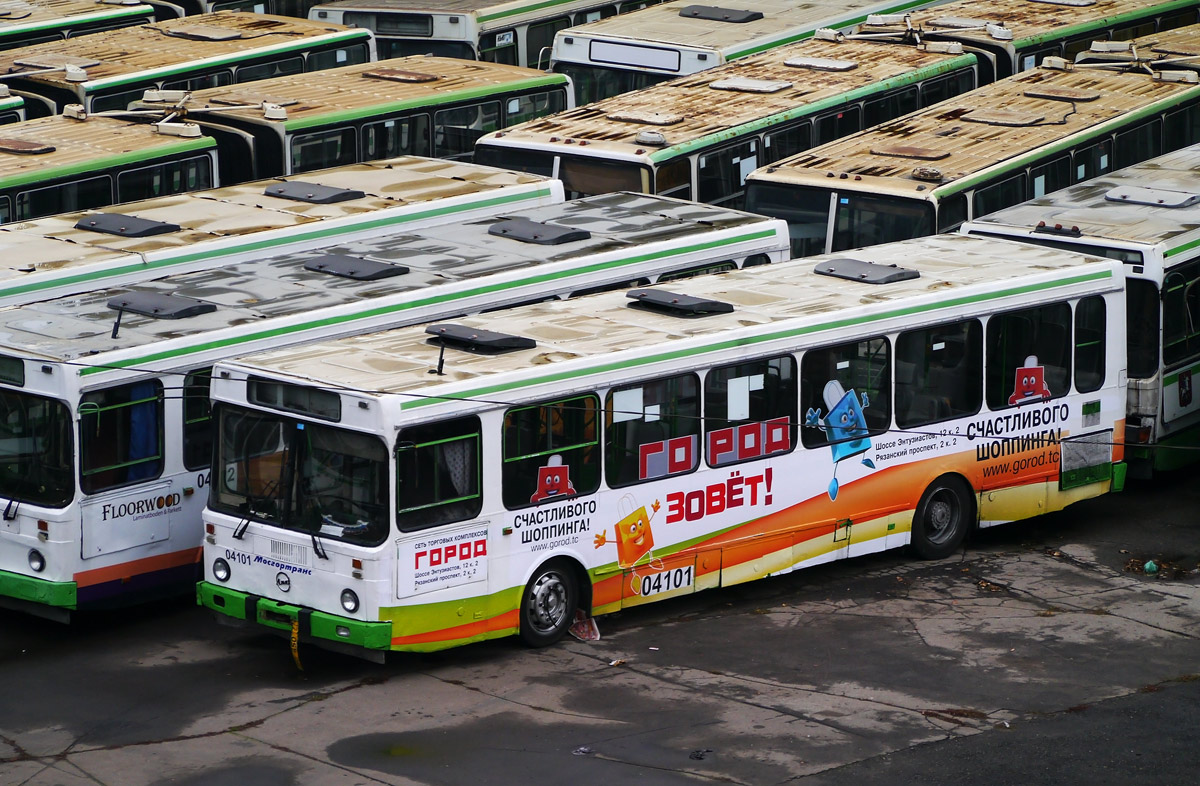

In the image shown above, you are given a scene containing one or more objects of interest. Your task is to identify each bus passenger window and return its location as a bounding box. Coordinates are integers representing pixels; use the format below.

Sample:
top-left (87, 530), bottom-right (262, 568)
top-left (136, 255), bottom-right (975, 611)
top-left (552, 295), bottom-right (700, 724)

top-left (1162, 264), bottom-right (1200, 367)
top-left (183, 369), bottom-right (213, 471)
top-left (763, 122), bottom-right (811, 164)
top-left (655, 158), bottom-right (691, 200)
top-left (503, 395), bottom-right (600, 509)
top-left (480, 30), bottom-right (518, 66)
top-left (1160, 9), bottom-right (1200, 31)
top-left (705, 356), bottom-right (796, 468)
top-left (16, 175), bottom-right (112, 221)
top-left (306, 44), bottom-right (371, 72)
top-left (937, 194), bottom-right (967, 232)
top-left (526, 17), bottom-right (570, 69)
top-left (895, 320), bottom-right (982, 429)
top-left (697, 140), bottom-right (757, 208)
top-left (80, 380), bottom-right (164, 493)
top-left (505, 90), bottom-right (568, 126)
top-left (434, 102), bottom-right (501, 160)
top-left (90, 88), bottom-right (149, 113)
top-left (1165, 106), bottom-right (1200, 150)
top-left (985, 303), bottom-right (1072, 410)
top-left (291, 128), bottom-right (357, 173)
top-left (117, 157), bottom-right (214, 202)
top-left (800, 338), bottom-right (890, 449)
top-left (865, 87), bottom-right (918, 126)
top-left (1072, 140), bottom-right (1112, 183)
top-left (1126, 279), bottom-right (1160, 380)
top-left (972, 174), bottom-right (1027, 219)
top-left (1114, 120), bottom-right (1161, 169)
top-left (0, 196), bottom-right (10, 223)
top-left (1074, 297), bottom-right (1106, 394)
top-left (1111, 22), bottom-right (1154, 40)
top-left (235, 57), bottom-right (304, 83)
top-left (164, 71), bottom-right (233, 92)
top-left (1030, 157), bottom-right (1070, 198)
top-left (813, 108), bottom-right (860, 146)
top-left (605, 374), bottom-right (699, 487)
top-left (397, 416), bottom-right (483, 530)
top-left (363, 116), bottom-right (431, 159)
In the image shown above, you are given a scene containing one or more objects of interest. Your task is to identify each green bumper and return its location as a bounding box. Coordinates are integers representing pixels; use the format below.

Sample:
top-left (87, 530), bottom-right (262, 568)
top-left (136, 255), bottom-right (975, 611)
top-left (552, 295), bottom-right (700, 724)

top-left (0, 568), bottom-right (75, 608)
top-left (197, 581), bottom-right (392, 652)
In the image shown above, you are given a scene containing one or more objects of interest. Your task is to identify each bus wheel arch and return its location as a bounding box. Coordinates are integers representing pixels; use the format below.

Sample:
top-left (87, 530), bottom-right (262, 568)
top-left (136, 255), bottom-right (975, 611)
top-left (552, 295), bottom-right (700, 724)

top-left (910, 473), bottom-right (975, 560)
top-left (518, 556), bottom-right (585, 647)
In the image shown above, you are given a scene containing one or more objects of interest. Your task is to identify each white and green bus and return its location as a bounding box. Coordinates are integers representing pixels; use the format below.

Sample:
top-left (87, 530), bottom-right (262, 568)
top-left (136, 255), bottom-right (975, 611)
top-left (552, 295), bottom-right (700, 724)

top-left (0, 0), bottom-right (156, 50)
top-left (962, 144), bottom-right (1200, 479)
top-left (0, 191), bottom-right (789, 619)
top-left (549, 0), bottom-right (949, 105)
top-left (0, 11), bottom-right (374, 118)
top-left (476, 35), bottom-right (978, 207)
top-left (742, 50), bottom-right (1200, 258)
top-left (196, 232), bottom-right (1126, 659)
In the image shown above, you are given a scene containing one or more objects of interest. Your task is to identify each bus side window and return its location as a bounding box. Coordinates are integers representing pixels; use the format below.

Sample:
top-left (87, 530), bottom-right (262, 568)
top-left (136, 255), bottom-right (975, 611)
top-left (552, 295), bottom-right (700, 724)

top-left (704, 355), bottom-right (796, 468)
top-left (0, 195), bottom-right (10, 223)
top-left (1158, 9), bottom-right (1198, 31)
top-left (16, 175), bottom-right (112, 221)
top-left (1072, 139), bottom-right (1112, 183)
top-left (985, 303), bottom-right (1072, 410)
top-left (1017, 47), bottom-right (1058, 72)
top-left (434, 101), bottom-right (501, 160)
top-left (1114, 119), bottom-right (1162, 169)
top-left (655, 158), bottom-right (691, 200)
top-left (1030, 157), bottom-right (1070, 199)
top-left (972, 173), bottom-right (1026, 219)
top-left (605, 374), bottom-right (699, 487)
top-left (505, 90), bottom-right (568, 126)
top-left (183, 369), bottom-right (213, 471)
top-left (813, 107), bottom-right (861, 146)
top-left (1074, 297), bottom-right (1106, 394)
top-left (895, 320), bottom-right (981, 429)
top-left (235, 56), bottom-right (304, 83)
top-left (1126, 279), bottom-right (1160, 380)
top-left (800, 338), bottom-right (890, 449)
top-left (80, 380), bottom-right (164, 494)
top-left (763, 121), bottom-right (811, 164)
top-left (164, 71), bottom-right (234, 91)
top-left (290, 127), bottom-right (357, 173)
top-left (937, 194), bottom-right (967, 232)
top-left (1162, 264), bottom-right (1200, 367)
top-left (396, 415), bottom-right (483, 531)
top-left (865, 86), bottom-right (918, 126)
top-left (116, 156), bottom-right (214, 202)
top-left (306, 43), bottom-right (371, 71)
top-left (363, 115), bottom-right (431, 159)
top-left (920, 72), bottom-right (973, 108)
top-left (1111, 21), bottom-right (1154, 40)
top-left (480, 30), bottom-right (519, 65)
top-left (1165, 105), bottom-right (1200, 150)
top-left (90, 88), bottom-right (151, 113)
top-left (526, 17), bottom-right (570, 69)
top-left (697, 140), bottom-right (758, 208)
top-left (502, 395), bottom-right (600, 509)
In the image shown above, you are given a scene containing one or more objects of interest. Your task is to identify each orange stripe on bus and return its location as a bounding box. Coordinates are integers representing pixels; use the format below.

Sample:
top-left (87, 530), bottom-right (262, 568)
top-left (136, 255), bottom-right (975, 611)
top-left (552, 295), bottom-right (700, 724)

top-left (391, 609), bottom-right (518, 647)
top-left (74, 547), bottom-right (201, 588)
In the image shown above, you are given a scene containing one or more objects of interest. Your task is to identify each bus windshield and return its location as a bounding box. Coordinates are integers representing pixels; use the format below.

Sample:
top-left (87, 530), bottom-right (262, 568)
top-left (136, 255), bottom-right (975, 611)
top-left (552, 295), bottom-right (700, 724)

top-left (743, 182), bottom-right (831, 258)
top-left (0, 389), bottom-right (73, 508)
top-left (553, 62), bottom-right (674, 106)
top-left (213, 406), bottom-right (389, 546)
top-left (831, 193), bottom-right (934, 253)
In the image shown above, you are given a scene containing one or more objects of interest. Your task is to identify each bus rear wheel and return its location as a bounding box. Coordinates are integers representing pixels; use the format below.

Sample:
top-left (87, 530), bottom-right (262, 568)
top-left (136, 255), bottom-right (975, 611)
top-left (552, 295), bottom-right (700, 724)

top-left (519, 560), bottom-right (577, 647)
top-left (911, 476), bottom-right (972, 559)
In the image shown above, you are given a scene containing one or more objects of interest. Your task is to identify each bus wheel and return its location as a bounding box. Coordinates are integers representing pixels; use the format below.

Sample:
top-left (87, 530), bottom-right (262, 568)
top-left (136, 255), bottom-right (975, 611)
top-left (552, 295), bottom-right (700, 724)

top-left (911, 476), bottom-right (971, 559)
top-left (519, 560), bottom-right (577, 647)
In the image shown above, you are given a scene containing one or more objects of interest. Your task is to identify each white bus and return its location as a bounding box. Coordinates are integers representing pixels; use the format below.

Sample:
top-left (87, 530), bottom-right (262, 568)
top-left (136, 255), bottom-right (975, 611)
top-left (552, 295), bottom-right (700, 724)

top-left (196, 232), bottom-right (1126, 660)
top-left (962, 144), bottom-right (1200, 480)
top-left (0, 192), bottom-right (789, 619)
top-left (549, 0), bottom-right (949, 104)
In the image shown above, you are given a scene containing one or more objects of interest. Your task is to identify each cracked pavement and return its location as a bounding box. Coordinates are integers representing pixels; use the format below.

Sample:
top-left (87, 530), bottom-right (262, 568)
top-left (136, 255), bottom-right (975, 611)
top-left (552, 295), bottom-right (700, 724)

top-left (2, 475), bottom-right (1198, 785)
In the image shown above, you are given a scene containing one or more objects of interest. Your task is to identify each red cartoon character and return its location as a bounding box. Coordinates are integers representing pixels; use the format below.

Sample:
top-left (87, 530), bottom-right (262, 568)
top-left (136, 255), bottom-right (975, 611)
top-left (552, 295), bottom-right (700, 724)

top-left (1009, 355), bottom-right (1052, 406)
top-left (530, 454), bottom-right (576, 503)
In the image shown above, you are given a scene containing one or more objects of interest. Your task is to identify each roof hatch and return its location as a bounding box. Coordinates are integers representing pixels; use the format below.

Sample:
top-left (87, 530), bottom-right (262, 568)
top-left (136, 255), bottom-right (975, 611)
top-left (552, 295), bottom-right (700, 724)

top-left (13, 54), bottom-right (100, 70)
top-left (0, 138), bottom-right (53, 154)
top-left (304, 254), bottom-right (410, 281)
top-left (107, 292), bottom-right (216, 319)
top-left (625, 288), bottom-right (733, 316)
top-left (162, 24), bottom-right (243, 41)
top-left (962, 109), bottom-right (1044, 126)
top-left (425, 323), bottom-right (536, 352)
top-left (709, 77), bottom-right (791, 93)
top-left (677, 5), bottom-right (764, 23)
top-left (784, 56), bottom-right (858, 72)
top-left (870, 145), bottom-right (949, 160)
top-left (814, 258), bottom-right (919, 284)
top-left (363, 68), bottom-right (439, 83)
top-left (1028, 0), bottom-right (1094, 7)
top-left (1023, 86), bottom-right (1100, 102)
top-left (1104, 186), bottom-right (1200, 209)
top-left (74, 213), bottom-right (181, 238)
top-left (488, 218), bottom-right (590, 245)
top-left (264, 181), bottom-right (365, 204)
top-left (606, 110), bottom-right (683, 125)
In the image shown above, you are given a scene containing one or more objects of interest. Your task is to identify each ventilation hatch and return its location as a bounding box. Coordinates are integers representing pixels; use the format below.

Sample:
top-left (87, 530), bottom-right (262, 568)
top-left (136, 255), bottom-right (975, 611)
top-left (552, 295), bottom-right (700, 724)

top-left (1104, 186), bottom-right (1200, 209)
top-left (870, 145), bottom-right (949, 160)
top-left (14, 54), bottom-right (100, 70)
top-left (1028, 0), bottom-right (1094, 6)
top-left (304, 254), bottom-right (410, 281)
top-left (74, 213), bottom-right (181, 238)
top-left (709, 77), bottom-right (791, 93)
top-left (784, 56), bottom-right (858, 72)
top-left (488, 218), bottom-right (590, 245)
top-left (962, 109), bottom-right (1044, 126)
top-left (606, 110), bottom-right (683, 125)
top-left (162, 24), bottom-right (243, 41)
top-left (625, 288), bottom-right (734, 316)
top-left (363, 68), bottom-right (439, 83)
top-left (264, 181), bottom-right (365, 204)
top-left (1023, 86), bottom-right (1100, 102)
top-left (425, 323), bottom-right (536, 352)
top-left (814, 258), bottom-right (919, 284)
top-left (0, 138), bottom-right (53, 154)
top-left (107, 292), bottom-right (216, 319)
top-left (677, 5), bottom-right (764, 23)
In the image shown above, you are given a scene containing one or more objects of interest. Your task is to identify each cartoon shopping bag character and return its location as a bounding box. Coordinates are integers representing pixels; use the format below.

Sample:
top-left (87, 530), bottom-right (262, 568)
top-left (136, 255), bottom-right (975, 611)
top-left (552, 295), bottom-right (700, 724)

top-left (594, 494), bottom-right (660, 569)
top-left (1008, 355), bottom-right (1051, 406)
top-left (805, 379), bottom-right (875, 501)
top-left (530, 454), bottom-right (576, 503)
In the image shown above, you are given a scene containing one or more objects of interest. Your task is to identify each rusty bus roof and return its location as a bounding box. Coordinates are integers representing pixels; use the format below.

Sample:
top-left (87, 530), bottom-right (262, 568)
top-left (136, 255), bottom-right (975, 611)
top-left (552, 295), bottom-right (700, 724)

top-left (481, 37), bottom-right (974, 162)
top-left (855, 0), bottom-right (1198, 49)
top-left (1073, 20), bottom-right (1200, 70)
top-left (0, 0), bottom-right (153, 37)
top-left (745, 58), bottom-right (1200, 199)
top-left (0, 12), bottom-right (369, 93)
top-left (157, 55), bottom-right (569, 130)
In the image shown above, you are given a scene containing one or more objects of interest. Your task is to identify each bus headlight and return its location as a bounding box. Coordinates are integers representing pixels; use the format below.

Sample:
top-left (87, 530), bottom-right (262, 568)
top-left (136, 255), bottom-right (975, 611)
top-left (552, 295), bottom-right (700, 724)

top-left (340, 588), bottom-right (359, 613)
top-left (28, 549), bottom-right (45, 573)
top-left (212, 558), bottom-right (231, 582)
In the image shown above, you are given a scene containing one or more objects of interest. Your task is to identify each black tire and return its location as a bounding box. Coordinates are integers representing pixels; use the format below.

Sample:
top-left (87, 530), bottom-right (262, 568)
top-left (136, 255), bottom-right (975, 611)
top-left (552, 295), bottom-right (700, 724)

top-left (518, 560), bottom-right (577, 647)
top-left (910, 476), bottom-right (972, 559)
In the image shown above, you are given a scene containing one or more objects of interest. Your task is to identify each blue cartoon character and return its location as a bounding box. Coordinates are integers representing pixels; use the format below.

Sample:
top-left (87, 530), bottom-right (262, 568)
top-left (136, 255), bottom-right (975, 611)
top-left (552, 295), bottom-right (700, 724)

top-left (805, 379), bottom-right (876, 500)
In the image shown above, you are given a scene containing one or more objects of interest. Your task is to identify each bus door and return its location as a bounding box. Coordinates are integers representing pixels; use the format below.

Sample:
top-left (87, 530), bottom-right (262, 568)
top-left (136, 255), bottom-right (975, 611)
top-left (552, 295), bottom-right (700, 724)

top-left (393, 521), bottom-right (491, 641)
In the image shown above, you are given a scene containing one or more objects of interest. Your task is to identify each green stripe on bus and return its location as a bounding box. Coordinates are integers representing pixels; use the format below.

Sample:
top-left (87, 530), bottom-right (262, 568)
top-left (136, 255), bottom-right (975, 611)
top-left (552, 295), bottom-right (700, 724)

top-left (401, 268), bottom-right (1113, 409)
top-left (0, 138), bottom-right (216, 191)
top-left (1165, 235), bottom-right (1200, 259)
top-left (727, 0), bottom-right (937, 60)
top-left (76, 227), bottom-right (780, 375)
top-left (477, 0), bottom-right (587, 24)
top-left (1009, 0), bottom-right (1198, 49)
top-left (283, 74), bottom-right (570, 131)
top-left (0, 186), bottom-right (556, 300)
top-left (1163, 359), bottom-right (1200, 387)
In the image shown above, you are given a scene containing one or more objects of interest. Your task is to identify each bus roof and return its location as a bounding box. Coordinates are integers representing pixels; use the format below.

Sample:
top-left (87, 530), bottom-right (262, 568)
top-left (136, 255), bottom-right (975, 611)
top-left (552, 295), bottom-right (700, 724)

top-left (1074, 20), bottom-right (1200, 71)
top-left (220, 233), bottom-right (1118, 405)
top-left (309, 0), bottom-right (614, 25)
top-left (161, 56), bottom-right (570, 131)
top-left (855, 0), bottom-right (1197, 49)
top-left (554, 0), bottom-right (934, 60)
top-left (0, 156), bottom-right (557, 305)
top-left (0, 114), bottom-right (214, 191)
top-left (483, 37), bottom-right (973, 162)
top-left (746, 59), bottom-right (1200, 199)
top-left (0, 192), bottom-right (784, 373)
top-left (0, 12), bottom-right (370, 93)
top-left (0, 0), bottom-right (153, 38)
top-left (964, 144), bottom-right (1200, 254)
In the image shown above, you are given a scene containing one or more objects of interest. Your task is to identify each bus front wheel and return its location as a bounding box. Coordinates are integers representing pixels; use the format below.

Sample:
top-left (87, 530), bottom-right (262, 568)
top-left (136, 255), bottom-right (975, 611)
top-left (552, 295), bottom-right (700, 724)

top-left (519, 559), bottom-right (577, 647)
top-left (911, 476), bottom-right (972, 559)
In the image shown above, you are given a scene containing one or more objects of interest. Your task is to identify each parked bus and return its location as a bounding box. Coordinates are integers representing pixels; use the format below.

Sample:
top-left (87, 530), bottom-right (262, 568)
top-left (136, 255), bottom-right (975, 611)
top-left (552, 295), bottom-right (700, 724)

top-left (475, 36), bottom-right (977, 207)
top-left (0, 192), bottom-right (789, 619)
top-left (962, 144), bottom-right (1200, 479)
top-left (0, 0), bottom-right (155, 51)
top-left (0, 11), bottom-right (375, 118)
top-left (307, 0), bottom-right (656, 64)
top-left (1072, 20), bottom-right (1200, 74)
top-left (549, 0), bottom-right (951, 105)
top-left (847, 0), bottom-right (1200, 83)
top-left (742, 51), bottom-right (1200, 258)
top-left (0, 155), bottom-right (562, 306)
top-left (194, 232), bottom-right (1125, 659)
top-left (133, 56), bottom-right (574, 184)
